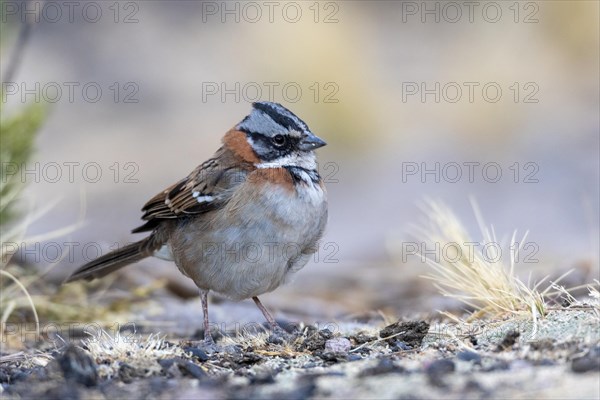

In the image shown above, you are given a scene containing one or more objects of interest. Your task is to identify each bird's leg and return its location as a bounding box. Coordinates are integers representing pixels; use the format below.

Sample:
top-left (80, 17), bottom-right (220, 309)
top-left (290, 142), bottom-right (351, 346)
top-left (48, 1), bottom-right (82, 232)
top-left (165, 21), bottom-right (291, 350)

top-left (200, 289), bottom-right (215, 347)
top-left (252, 296), bottom-right (285, 335)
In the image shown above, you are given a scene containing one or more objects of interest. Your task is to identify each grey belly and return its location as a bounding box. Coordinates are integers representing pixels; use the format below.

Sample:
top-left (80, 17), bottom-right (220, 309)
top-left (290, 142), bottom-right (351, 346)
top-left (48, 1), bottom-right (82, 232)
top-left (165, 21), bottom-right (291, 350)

top-left (163, 186), bottom-right (327, 301)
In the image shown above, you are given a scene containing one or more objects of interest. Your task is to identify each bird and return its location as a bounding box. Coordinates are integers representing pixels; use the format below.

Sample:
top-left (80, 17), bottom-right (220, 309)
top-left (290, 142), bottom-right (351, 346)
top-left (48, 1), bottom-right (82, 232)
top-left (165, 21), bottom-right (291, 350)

top-left (65, 101), bottom-right (328, 346)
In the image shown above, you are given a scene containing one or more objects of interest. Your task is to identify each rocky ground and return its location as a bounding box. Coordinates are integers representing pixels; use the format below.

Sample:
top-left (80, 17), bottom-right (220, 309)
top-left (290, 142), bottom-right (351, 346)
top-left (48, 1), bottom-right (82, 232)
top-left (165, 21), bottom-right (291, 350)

top-left (1, 308), bottom-right (599, 399)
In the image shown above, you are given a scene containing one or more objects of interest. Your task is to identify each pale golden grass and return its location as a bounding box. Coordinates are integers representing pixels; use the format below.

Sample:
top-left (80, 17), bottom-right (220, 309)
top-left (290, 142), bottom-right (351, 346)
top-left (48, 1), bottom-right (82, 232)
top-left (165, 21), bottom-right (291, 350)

top-left (219, 325), bottom-right (317, 357)
top-left (219, 329), bottom-right (269, 349)
top-left (0, 191), bottom-right (115, 343)
top-left (413, 199), bottom-right (572, 319)
top-left (0, 191), bottom-right (67, 338)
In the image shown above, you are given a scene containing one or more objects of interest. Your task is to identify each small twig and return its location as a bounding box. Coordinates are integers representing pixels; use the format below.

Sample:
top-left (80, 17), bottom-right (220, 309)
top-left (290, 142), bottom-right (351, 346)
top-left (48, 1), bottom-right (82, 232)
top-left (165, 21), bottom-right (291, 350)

top-left (349, 330), bottom-right (408, 353)
top-left (0, 351), bottom-right (25, 364)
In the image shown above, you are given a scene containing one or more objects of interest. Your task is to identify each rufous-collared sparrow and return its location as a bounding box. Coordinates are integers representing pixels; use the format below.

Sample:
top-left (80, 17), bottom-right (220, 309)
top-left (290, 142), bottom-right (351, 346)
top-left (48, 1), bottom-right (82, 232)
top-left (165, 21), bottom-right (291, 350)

top-left (66, 101), bottom-right (328, 345)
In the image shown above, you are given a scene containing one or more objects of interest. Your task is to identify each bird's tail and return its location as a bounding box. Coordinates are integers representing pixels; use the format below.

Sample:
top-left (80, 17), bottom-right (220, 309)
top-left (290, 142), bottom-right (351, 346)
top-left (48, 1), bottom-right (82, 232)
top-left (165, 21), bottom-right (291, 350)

top-left (64, 235), bottom-right (161, 283)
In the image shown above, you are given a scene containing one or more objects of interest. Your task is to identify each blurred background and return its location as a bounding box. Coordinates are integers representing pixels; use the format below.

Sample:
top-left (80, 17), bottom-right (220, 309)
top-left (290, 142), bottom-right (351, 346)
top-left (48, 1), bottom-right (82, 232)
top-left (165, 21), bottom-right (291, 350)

top-left (1, 1), bottom-right (598, 334)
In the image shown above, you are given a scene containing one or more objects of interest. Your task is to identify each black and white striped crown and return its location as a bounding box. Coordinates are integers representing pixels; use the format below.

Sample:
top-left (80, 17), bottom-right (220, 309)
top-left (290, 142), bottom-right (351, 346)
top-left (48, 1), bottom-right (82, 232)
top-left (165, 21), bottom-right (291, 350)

top-left (237, 101), bottom-right (311, 137)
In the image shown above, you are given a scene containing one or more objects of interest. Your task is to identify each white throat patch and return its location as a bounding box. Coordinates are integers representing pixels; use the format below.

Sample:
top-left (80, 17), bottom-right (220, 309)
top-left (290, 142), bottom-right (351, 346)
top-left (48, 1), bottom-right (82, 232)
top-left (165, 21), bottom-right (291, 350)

top-left (255, 152), bottom-right (317, 170)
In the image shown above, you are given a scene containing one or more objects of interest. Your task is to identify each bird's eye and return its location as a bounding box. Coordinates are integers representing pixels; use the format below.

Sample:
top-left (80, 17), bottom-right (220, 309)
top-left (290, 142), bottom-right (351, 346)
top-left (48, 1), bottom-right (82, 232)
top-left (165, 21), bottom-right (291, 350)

top-left (272, 134), bottom-right (287, 147)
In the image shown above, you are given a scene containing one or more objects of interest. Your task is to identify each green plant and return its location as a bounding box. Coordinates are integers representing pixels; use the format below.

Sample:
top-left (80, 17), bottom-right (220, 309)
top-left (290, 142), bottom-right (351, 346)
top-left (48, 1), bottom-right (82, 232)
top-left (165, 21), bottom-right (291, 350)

top-left (0, 100), bottom-right (45, 226)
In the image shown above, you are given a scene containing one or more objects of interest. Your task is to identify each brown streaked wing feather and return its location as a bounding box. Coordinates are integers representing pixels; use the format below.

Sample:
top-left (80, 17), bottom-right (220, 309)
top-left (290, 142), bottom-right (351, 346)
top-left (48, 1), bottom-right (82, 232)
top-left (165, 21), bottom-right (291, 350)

top-left (132, 149), bottom-right (251, 233)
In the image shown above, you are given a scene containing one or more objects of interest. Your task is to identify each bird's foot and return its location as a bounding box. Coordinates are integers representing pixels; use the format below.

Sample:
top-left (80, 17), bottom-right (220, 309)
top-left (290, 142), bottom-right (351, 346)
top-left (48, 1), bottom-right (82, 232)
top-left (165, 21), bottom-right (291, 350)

top-left (198, 335), bottom-right (220, 354)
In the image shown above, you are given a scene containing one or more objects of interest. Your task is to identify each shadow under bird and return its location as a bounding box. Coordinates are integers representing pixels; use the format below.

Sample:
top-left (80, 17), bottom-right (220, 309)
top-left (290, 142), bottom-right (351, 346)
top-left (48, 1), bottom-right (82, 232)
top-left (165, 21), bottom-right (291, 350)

top-left (66, 101), bottom-right (328, 346)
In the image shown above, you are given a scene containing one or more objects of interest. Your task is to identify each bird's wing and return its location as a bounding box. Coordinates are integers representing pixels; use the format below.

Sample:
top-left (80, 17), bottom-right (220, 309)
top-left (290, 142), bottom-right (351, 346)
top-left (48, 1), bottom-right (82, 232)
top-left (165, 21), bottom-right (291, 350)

top-left (132, 153), bottom-right (248, 233)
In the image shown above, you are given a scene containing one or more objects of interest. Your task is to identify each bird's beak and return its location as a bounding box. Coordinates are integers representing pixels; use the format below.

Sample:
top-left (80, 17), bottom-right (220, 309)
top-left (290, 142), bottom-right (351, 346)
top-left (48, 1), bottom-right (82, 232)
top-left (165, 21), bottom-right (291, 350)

top-left (299, 132), bottom-right (327, 151)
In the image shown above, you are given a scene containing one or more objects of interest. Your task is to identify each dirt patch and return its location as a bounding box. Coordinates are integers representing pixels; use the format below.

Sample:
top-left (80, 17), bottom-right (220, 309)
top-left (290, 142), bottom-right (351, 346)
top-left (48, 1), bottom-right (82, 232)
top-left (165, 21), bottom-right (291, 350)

top-left (379, 320), bottom-right (430, 349)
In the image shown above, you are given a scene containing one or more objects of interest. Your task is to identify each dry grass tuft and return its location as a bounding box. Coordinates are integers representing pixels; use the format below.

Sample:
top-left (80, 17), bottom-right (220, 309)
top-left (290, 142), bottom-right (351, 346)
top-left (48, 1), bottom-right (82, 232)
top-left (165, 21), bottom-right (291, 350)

top-left (413, 199), bottom-right (568, 319)
top-left (0, 194), bottom-right (138, 345)
top-left (0, 198), bottom-right (83, 332)
top-left (0, 197), bottom-right (68, 340)
top-left (219, 329), bottom-right (270, 349)
top-left (0, 350), bottom-right (53, 368)
top-left (83, 330), bottom-right (185, 378)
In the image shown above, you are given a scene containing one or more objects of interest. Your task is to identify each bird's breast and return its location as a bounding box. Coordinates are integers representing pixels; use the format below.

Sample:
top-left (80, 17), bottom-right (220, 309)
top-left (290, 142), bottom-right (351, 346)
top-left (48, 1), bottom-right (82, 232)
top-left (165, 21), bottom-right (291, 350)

top-left (166, 169), bottom-right (327, 300)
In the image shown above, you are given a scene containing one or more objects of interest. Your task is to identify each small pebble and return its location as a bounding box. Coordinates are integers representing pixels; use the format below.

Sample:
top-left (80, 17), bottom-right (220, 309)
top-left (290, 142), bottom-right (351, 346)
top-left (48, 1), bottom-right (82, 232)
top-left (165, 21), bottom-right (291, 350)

top-left (320, 329), bottom-right (334, 339)
top-left (325, 337), bottom-right (351, 353)
top-left (223, 345), bottom-right (243, 355)
top-left (159, 358), bottom-right (206, 379)
top-left (457, 350), bottom-right (482, 363)
top-left (495, 330), bottom-right (520, 352)
top-left (28, 366), bottom-right (49, 381)
top-left (183, 346), bottom-right (209, 362)
top-left (11, 371), bottom-right (29, 382)
top-left (267, 333), bottom-right (286, 345)
top-left (179, 360), bottom-right (207, 379)
top-left (57, 345), bottom-right (98, 387)
top-left (427, 359), bottom-right (456, 375)
top-left (379, 320), bottom-right (430, 348)
top-left (278, 320), bottom-right (300, 334)
top-left (572, 348), bottom-right (600, 373)
top-left (352, 333), bottom-right (377, 345)
top-left (119, 363), bottom-right (138, 383)
top-left (157, 358), bottom-right (177, 369)
top-left (319, 352), bottom-right (347, 362)
top-left (358, 358), bottom-right (405, 377)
